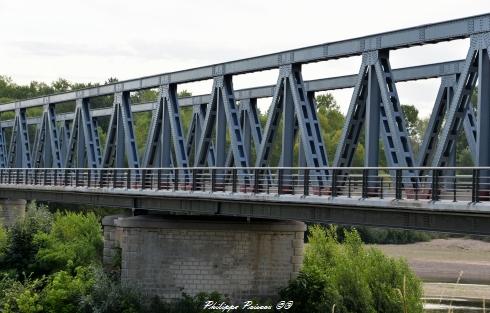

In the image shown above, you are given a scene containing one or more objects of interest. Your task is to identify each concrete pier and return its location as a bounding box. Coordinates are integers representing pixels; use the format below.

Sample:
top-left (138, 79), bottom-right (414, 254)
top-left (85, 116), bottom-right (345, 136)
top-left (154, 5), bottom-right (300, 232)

top-left (0, 199), bottom-right (26, 227)
top-left (102, 215), bottom-right (305, 301)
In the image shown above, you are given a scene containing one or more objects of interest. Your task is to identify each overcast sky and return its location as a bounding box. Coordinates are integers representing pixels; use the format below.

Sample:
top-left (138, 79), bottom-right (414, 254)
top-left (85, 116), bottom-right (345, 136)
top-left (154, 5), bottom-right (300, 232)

top-left (0, 0), bottom-right (489, 117)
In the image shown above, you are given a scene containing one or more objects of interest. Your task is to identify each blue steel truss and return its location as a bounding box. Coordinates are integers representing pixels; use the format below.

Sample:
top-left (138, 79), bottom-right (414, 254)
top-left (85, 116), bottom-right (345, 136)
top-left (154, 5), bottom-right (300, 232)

top-left (1, 14), bottom-right (490, 191)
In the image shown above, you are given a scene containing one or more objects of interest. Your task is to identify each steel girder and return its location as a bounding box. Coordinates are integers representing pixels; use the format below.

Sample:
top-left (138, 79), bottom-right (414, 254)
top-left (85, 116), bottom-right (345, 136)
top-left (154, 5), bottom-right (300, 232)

top-left (225, 99), bottom-right (263, 167)
top-left (432, 34), bottom-right (489, 168)
top-left (185, 104), bottom-right (215, 166)
top-left (65, 99), bottom-right (103, 168)
top-left (333, 51), bottom-right (417, 184)
top-left (58, 121), bottom-right (71, 163)
top-left (0, 126), bottom-right (7, 168)
top-left (101, 92), bottom-right (139, 168)
top-left (255, 64), bottom-right (328, 171)
top-left (32, 104), bottom-right (63, 168)
top-left (418, 75), bottom-right (477, 174)
top-left (0, 60), bottom-right (469, 130)
top-left (8, 108), bottom-right (31, 168)
top-left (0, 14), bottom-right (488, 112)
top-left (194, 75), bottom-right (249, 169)
top-left (142, 84), bottom-right (189, 168)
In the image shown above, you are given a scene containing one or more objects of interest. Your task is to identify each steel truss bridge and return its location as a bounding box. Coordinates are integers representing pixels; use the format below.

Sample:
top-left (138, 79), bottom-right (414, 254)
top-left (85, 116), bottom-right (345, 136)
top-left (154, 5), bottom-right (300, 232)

top-left (1, 14), bottom-right (490, 234)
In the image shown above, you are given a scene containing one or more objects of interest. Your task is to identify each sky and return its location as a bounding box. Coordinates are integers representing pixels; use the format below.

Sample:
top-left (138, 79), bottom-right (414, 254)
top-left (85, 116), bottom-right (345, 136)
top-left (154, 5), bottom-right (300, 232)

top-left (0, 0), bottom-right (489, 117)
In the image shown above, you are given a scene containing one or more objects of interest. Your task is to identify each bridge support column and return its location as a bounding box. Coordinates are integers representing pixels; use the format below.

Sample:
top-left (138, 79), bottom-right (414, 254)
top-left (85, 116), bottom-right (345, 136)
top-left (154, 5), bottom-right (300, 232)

top-left (0, 199), bottom-right (26, 227)
top-left (103, 215), bottom-right (305, 301)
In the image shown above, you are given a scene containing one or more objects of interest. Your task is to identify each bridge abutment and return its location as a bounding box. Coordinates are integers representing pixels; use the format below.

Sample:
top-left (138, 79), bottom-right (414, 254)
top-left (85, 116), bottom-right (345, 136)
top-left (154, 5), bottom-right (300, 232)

top-left (0, 199), bottom-right (26, 227)
top-left (102, 214), bottom-right (305, 301)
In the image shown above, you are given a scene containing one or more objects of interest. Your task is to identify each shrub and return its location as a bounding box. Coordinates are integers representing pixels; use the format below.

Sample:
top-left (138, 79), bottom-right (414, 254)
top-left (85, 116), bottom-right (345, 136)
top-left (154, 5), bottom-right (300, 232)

top-left (41, 266), bottom-right (95, 313)
top-left (281, 225), bottom-right (423, 313)
top-left (34, 212), bottom-right (103, 272)
top-left (1, 204), bottom-right (53, 276)
top-left (0, 275), bottom-right (45, 313)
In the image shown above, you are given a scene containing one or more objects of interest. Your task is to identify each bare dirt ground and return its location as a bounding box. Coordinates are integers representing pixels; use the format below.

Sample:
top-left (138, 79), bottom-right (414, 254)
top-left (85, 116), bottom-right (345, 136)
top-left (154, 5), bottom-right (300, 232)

top-left (372, 238), bottom-right (490, 284)
top-left (371, 238), bottom-right (490, 300)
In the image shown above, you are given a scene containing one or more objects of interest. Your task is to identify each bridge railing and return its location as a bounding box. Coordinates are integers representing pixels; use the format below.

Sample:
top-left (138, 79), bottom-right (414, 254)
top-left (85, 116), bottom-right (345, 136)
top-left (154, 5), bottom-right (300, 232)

top-left (0, 167), bottom-right (488, 203)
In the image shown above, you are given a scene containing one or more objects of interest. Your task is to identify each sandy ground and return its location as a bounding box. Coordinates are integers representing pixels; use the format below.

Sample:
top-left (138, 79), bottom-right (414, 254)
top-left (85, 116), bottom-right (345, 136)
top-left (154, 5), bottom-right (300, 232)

top-left (372, 239), bottom-right (490, 284)
top-left (371, 238), bottom-right (490, 300)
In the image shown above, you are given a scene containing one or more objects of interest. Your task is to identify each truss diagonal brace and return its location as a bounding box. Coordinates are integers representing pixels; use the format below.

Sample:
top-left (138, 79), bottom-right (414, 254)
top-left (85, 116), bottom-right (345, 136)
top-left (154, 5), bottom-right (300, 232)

top-left (101, 91), bottom-right (139, 168)
top-left (432, 34), bottom-right (489, 168)
top-left (65, 98), bottom-right (102, 168)
top-left (33, 103), bottom-right (63, 168)
top-left (142, 84), bottom-right (189, 169)
top-left (194, 75), bottom-right (250, 168)
top-left (8, 108), bottom-right (31, 168)
top-left (255, 64), bottom-right (328, 171)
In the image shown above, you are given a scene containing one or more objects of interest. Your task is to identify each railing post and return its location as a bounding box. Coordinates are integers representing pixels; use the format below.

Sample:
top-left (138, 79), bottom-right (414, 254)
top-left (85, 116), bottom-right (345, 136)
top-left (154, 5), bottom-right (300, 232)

top-left (395, 169), bottom-right (402, 200)
top-left (87, 169), bottom-right (91, 188)
top-left (43, 169), bottom-right (47, 186)
top-left (453, 177), bottom-right (457, 202)
top-left (362, 169), bottom-right (368, 198)
top-left (380, 176), bottom-right (384, 199)
top-left (192, 169), bottom-right (197, 191)
top-left (157, 169), bottom-right (162, 190)
top-left (99, 169), bottom-right (104, 188)
top-left (211, 168), bottom-right (216, 192)
top-left (472, 169), bottom-right (480, 203)
top-left (64, 169), bottom-right (68, 186)
top-left (303, 169), bottom-right (309, 196)
top-left (141, 169), bottom-right (146, 190)
top-left (24, 169), bottom-right (27, 184)
top-left (112, 169), bottom-right (117, 188)
top-left (232, 169), bottom-right (238, 193)
top-left (278, 169), bottom-right (284, 195)
top-left (75, 169), bottom-right (80, 187)
top-left (253, 169), bottom-right (260, 194)
top-left (431, 169), bottom-right (439, 201)
top-left (348, 176), bottom-right (352, 198)
top-left (126, 169), bottom-right (131, 189)
top-left (174, 169), bottom-right (179, 191)
top-left (331, 169), bottom-right (338, 197)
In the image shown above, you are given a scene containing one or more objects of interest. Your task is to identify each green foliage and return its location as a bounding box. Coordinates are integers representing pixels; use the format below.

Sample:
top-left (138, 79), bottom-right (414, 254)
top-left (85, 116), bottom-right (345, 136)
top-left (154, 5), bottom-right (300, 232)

top-left (2, 204), bottom-right (53, 275)
top-left (0, 226), bottom-right (7, 260)
top-left (42, 266), bottom-right (95, 313)
top-left (0, 275), bottom-right (45, 313)
top-left (34, 212), bottom-right (103, 272)
top-left (281, 225), bottom-right (423, 313)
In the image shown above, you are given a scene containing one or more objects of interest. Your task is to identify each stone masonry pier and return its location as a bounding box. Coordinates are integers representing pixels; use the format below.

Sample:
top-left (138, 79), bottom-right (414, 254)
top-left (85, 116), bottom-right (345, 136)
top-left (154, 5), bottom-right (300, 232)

top-left (102, 214), bottom-right (305, 302)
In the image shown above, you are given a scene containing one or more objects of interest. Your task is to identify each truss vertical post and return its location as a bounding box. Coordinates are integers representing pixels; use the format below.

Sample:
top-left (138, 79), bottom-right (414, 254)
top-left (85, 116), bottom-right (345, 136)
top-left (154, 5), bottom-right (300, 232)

top-left (365, 64), bottom-right (380, 190)
top-left (477, 46), bottom-right (490, 189)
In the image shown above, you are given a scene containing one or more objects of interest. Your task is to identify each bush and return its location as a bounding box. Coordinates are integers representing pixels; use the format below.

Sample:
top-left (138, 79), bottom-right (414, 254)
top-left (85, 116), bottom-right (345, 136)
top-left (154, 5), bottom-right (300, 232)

top-left (34, 212), bottom-right (103, 272)
top-left (281, 225), bottom-right (423, 313)
top-left (42, 266), bottom-right (95, 313)
top-left (1, 204), bottom-right (53, 276)
top-left (0, 275), bottom-right (45, 313)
